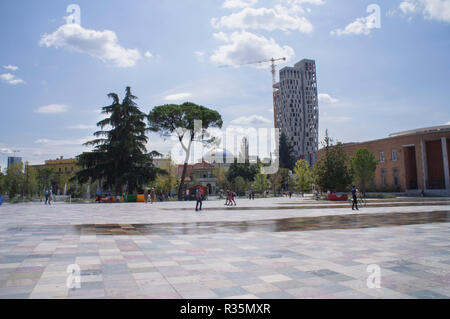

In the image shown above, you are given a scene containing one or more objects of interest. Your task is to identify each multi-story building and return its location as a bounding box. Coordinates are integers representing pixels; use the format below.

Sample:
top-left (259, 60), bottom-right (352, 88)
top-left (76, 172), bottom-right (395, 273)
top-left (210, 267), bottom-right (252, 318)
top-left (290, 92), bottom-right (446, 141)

top-left (318, 125), bottom-right (450, 194)
top-left (274, 59), bottom-right (319, 165)
top-left (29, 156), bottom-right (79, 175)
top-left (7, 157), bottom-right (22, 168)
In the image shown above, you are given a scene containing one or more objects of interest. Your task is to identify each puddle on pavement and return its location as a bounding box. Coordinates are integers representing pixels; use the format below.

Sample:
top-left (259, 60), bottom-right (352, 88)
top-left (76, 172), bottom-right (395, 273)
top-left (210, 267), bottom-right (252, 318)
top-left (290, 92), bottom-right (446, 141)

top-left (69, 210), bottom-right (450, 236)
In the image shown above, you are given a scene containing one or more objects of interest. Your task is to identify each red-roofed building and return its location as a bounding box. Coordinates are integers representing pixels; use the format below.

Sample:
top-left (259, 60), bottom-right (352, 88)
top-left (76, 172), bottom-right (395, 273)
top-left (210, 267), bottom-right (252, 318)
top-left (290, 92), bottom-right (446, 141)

top-left (177, 161), bottom-right (218, 195)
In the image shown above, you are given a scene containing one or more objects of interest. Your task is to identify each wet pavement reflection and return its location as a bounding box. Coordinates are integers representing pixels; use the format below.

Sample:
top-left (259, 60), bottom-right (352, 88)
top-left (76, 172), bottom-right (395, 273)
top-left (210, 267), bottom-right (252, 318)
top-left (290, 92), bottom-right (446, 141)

top-left (165, 201), bottom-right (450, 211)
top-left (64, 210), bottom-right (450, 236)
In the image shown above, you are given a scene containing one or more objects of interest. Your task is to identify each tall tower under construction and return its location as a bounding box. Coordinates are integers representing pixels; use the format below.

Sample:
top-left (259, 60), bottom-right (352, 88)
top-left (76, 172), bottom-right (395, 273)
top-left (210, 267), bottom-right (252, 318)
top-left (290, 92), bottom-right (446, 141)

top-left (273, 59), bottom-right (319, 165)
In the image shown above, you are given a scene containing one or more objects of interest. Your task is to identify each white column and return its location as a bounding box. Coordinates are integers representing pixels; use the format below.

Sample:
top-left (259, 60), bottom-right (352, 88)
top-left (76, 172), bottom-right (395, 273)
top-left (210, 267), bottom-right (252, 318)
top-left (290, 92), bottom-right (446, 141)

top-left (441, 137), bottom-right (450, 190)
top-left (420, 140), bottom-right (428, 190)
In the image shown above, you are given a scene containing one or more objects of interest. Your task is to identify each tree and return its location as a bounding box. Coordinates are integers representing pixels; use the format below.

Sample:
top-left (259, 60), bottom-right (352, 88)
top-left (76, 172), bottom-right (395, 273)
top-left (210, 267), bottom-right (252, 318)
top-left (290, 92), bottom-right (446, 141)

top-left (293, 159), bottom-right (313, 193)
top-left (36, 168), bottom-right (54, 192)
top-left (269, 168), bottom-right (289, 195)
top-left (75, 87), bottom-right (161, 194)
top-left (232, 176), bottom-right (247, 195)
top-left (349, 148), bottom-right (378, 194)
top-left (0, 168), bottom-right (6, 195)
top-left (154, 155), bottom-right (178, 195)
top-left (313, 136), bottom-right (351, 192)
top-left (252, 169), bottom-right (270, 195)
top-left (148, 102), bottom-right (223, 199)
top-left (226, 160), bottom-right (258, 183)
top-left (213, 164), bottom-right (230, 191)
top-left (279, 132), bottom-right (296, 170)
top-left (5, 162), bottom-right (25, 199)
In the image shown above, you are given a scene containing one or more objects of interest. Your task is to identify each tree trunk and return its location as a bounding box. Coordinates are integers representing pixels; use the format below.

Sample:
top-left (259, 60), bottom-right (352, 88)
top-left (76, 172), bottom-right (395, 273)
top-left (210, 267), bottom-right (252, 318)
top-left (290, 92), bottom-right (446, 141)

top-left (178, 162), bottom-right (188, 200)
top-left (177, 138), bottom-right (193, 200)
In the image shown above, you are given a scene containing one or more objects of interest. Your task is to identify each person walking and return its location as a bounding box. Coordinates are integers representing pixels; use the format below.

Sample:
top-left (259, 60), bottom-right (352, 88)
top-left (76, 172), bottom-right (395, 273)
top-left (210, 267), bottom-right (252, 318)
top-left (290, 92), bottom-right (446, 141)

top-left (144, 187), bottom-right (149, 203)
top-left (351, 185), bottom-right (359, 211)
top-left (96, 187), bottom-right (102, 203)
top-left (225, 189), bottom-right (230, 206)
top-left (195, 188), bottom-right (202, 211)
top-left (229, 189), bottom-right (236, 206)
top-left (48, 188), bottom-right (53, 205)
top-left (251, 190), bottom-right (255, 200)
top-left (150, 187), bottom-right (155, 204)
top-left (44, 188), bottom-right (49, 205)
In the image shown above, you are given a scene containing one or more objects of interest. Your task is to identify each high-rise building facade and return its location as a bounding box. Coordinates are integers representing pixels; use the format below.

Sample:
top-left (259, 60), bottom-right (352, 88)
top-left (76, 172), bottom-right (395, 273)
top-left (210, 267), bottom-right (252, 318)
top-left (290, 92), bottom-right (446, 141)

top-left (7, 157), bottom-right (22, 169)
top-left (274, 59), bottom-right (319, 165)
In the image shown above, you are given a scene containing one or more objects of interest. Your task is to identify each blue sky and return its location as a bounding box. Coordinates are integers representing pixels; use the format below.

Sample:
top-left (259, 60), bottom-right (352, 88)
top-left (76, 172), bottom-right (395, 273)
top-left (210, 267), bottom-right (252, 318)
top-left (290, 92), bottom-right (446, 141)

top-left (1, 0), bottom-right (449, 168)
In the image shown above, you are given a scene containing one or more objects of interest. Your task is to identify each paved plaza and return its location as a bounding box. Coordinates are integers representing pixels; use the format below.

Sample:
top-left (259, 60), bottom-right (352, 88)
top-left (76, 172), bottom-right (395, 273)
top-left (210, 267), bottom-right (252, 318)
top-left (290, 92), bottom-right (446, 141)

top-left (0, 196), bottom-right (449, 299)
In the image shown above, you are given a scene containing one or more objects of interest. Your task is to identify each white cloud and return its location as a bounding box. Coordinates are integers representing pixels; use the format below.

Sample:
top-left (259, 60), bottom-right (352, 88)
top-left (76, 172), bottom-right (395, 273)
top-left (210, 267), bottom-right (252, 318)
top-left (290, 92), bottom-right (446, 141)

top-left (163, 93), bottom-right (194, 102)
top-left (145, 51), bottom-right (153, 58)
top-left (210, 31), bottom-right (294, 67)
top-left (395, 0), bottom-right (450, 23)
top-left (0, 73), bottom-right (25, 85)
top-left (35, 104), bottom-right (69, 114)
top-left (330, 11), bottom-right (379, 36)
top-left (399, 1), bottom-right (418, 14)
top-left (3, 65), bottom-right (19, 71)
top-left (212, 6), bottom-right (314, 33)
top-left (420, 0), bottom-right (450, 22)
top-left (194, 51), bottom-right (205, 62)
top-left (231, 114), bottom-right (272, 125)
top-left (39, 24), bottom-right (141, 68)
top-left (67, 124), bottom-right (97, 130)
top-left (318, 93), bottom-right (339, 104)
top-left (35, 137), bottom-right (90, 147)
top-left (0, 148), bottom-right (13, 154)
top-left (222, 0), bottom-right (258, 9)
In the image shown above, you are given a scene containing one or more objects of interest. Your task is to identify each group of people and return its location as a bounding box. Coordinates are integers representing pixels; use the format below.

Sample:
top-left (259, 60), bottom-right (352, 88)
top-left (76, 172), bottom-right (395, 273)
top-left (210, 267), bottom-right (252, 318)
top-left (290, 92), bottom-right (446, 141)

top-left (225, 189), bottom-right (236, 206)
top-left (247, 189), bottom-right (255, 200)
top-left (143, 187), bottom-right (156, 204)
top-left (44, 188), bottom-right (53, 205)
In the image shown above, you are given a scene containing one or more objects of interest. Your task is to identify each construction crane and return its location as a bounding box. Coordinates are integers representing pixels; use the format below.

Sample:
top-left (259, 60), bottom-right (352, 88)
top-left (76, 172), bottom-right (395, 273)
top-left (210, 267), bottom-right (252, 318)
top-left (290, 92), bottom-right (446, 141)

top-left (219, 57), bottom-right (287, 129)
top-left (220, 57), bottom-right (286, 91)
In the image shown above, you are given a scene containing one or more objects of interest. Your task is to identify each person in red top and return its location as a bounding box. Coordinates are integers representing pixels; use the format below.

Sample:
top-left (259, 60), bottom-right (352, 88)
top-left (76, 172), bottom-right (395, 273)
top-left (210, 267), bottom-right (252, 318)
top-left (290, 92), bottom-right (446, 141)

top-left (150, 187), bottom-right (155, 204)
top-left (228, 189), bottom-right (236, 206)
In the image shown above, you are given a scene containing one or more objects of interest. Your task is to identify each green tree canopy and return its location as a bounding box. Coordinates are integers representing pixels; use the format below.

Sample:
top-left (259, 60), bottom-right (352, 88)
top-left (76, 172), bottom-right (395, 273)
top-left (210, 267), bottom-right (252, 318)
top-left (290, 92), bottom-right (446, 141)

top-left (252, 169), bottom-right (270, 195)
top-left (148, 102), bottom-right (223, 199)
top-left (5, 162), bottom-right (25, 199)
top-left (313, 136), bottom-right (351, 192)
top-left (75, 87), bottom-right (162, 194)
top-left (293, 159), bottom-right (313, 192)
top-left (349, 148), bottom-right (378, 194)
top-left (226, 160), bottom-right (258, 183)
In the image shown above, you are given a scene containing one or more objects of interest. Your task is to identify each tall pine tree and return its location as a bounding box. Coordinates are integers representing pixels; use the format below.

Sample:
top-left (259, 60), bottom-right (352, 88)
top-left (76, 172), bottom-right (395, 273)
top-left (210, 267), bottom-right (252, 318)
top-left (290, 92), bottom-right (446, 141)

top-left (75, 87), bottom-right (162, 194)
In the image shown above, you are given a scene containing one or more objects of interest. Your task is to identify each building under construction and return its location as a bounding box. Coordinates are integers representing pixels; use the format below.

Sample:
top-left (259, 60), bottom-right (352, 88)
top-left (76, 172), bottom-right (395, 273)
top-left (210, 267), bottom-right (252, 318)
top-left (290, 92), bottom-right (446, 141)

top-left (273, 59), bottom-right (319, 165)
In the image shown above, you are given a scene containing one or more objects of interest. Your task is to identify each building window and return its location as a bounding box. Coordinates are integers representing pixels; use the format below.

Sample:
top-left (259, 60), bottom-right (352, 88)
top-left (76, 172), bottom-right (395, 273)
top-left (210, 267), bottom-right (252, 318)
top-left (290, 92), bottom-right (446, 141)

top-left (394, 176), bottom-right (399, 187)
top-left (392, 150), bottom-right (398, 161)
top-left (381, 176), bottom-right (386, 187)
top-left (380, 152), bottom-right (385, 163)
top-left (393, 167), bottom-right (398, 174)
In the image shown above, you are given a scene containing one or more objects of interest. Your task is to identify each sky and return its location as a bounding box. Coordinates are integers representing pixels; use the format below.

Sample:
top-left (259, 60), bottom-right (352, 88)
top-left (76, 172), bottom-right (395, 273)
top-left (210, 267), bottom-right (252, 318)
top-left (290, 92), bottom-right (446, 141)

top-left (1, 0), bottom-right (450, 168)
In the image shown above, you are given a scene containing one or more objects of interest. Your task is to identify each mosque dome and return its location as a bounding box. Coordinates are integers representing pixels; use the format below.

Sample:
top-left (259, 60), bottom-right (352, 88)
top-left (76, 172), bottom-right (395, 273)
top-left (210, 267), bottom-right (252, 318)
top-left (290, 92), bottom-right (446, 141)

top-left (203, 148), bottom-right (234, 164)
